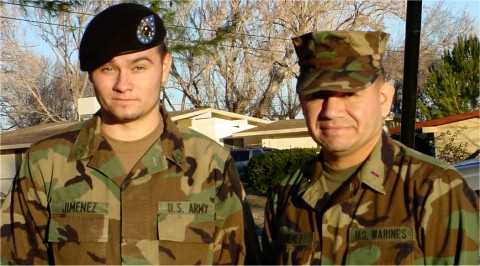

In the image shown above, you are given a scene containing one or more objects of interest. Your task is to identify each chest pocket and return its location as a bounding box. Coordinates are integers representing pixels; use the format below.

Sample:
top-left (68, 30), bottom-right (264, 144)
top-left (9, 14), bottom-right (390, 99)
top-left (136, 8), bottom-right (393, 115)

top-left (47, 212), bottom-right (109, 264)
top-left (157, 201), bottom-right (215, 265)
top-left (278, 227), bottom-right (316, 265)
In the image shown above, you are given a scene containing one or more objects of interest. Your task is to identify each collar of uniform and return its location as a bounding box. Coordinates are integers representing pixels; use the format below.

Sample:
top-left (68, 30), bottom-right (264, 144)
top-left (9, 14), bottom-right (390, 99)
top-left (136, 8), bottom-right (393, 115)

top-left (157, 105), bottom-right (187, 172)
top-left (298, 159), bottom-right (331, 210)
top-left (69, 106), bottom-right (187, 172)
top-left (69, 116), bottom-right (103, 161)
top-left (356, 133), bottom-right (391, 195)
top-left (298, 133), bottom-right (391, 209)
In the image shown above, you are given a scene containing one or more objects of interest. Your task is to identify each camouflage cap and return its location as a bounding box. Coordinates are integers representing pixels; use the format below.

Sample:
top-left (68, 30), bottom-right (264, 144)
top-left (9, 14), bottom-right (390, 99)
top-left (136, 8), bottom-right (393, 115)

top-left (292, 31), bottom-right (389, 96)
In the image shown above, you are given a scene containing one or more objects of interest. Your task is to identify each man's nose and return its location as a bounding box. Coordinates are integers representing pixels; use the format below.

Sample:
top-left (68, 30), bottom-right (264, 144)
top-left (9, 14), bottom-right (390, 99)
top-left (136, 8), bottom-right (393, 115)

top-left (320, 96), bottom-right (345, 118)
top-left (113, 70), bottom-right (132, 92)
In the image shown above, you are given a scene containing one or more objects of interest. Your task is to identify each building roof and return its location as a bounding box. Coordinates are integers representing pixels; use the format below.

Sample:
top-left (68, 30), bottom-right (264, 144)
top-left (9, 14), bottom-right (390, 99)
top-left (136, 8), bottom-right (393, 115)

top-left (0, 121), bottom-right (80, 150)
top-left (170, 108), bottom-right (270, 125)
top-left (0, 108), bottom-right (271, 150)
top-left (231, 119), bottom-right (308, 137)
top-left (168, 108), bottom-right (209, 118)
top-left (232, 110), bottom-right (480, 138)
top-left (389, 110), bottom-right (480, 135)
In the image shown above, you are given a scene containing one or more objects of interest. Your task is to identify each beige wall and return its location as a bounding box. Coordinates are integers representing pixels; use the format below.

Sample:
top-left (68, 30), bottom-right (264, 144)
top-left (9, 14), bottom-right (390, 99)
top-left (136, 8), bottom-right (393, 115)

top-left (243, 136), bottom-right (262, 148)
top-left (78, 97), bottom-right (100, 117)
top-left (0, 151), bottom-right (22, 199)
top-left (175, 119), bottom-right (192, 129)
top-left (425, 118), bottom-right (480, 156)
top-left (240, 133), bottom-right (318, 150)
top-left (262, 135), bottom-right (317, 150)
top-left (191, 118), bottom-right (256, 145)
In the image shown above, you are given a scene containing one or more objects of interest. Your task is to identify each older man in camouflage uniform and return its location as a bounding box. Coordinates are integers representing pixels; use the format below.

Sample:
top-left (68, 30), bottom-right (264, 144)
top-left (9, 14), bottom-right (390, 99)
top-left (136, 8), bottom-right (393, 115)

top-left (1, 3), bottom-right (260, 265)
top-left (262, 31), bottom-right (479, 264)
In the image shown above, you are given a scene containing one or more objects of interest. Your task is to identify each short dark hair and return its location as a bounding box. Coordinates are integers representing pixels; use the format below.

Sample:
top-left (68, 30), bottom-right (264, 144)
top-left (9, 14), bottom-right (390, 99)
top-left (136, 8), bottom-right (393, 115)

top-left (158, 42), bottom-right (168, 56)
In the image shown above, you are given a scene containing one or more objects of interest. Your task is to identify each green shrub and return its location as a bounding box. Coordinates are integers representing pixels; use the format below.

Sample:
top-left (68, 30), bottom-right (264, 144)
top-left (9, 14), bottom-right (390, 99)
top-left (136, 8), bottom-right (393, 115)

top-left (247, 148), bottom-right (319, 195)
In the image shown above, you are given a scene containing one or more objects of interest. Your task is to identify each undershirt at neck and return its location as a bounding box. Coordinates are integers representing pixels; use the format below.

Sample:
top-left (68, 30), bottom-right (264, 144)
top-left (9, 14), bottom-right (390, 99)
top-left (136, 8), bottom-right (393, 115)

top-left (103, 123), bottom-right (163, 184)
top-left (321, 162), bottom-right (361, 193)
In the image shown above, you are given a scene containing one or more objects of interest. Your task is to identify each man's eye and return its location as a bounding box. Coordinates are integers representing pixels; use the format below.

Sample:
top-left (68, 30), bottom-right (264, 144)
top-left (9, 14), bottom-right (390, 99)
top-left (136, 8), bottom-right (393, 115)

top-left (100, 66), bottom-right (114, 72)
top-left (133, 65), bottom-right (147, 71)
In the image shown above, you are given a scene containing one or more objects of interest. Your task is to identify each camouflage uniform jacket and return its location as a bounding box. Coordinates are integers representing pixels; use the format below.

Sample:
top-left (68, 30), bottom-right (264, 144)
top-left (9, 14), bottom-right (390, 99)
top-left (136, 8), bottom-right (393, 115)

top-left (263, 133), bottom-right (479, 265)
top-left (1, 107), bottom-right (250, 265)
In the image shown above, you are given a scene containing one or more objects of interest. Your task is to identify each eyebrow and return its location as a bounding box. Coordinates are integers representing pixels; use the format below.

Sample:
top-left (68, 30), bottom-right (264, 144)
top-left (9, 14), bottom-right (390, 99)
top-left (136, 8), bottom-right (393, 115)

top-left (129, 56), bottom-right (154, 64)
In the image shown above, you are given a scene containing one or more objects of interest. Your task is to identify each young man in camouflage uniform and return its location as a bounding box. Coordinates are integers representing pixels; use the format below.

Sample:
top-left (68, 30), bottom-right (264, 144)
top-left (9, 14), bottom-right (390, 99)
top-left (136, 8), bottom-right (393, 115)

top-left (1, 3), bottom-right (259, 265)
top-left (262, 31), bottom-right (479, 264)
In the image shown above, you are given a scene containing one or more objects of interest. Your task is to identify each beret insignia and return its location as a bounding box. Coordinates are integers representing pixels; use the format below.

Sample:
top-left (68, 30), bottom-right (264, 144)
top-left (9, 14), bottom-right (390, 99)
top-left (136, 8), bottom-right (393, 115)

top-left (136, 15), bottom-right (156, 44)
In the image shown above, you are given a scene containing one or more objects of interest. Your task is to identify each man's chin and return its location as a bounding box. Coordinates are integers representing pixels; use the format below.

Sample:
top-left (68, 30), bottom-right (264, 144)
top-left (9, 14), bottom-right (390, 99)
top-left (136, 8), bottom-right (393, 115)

top-left (102, 111), bottom-right (140, 124)
top-left (318, 141), bottom-right (353, 155)
top-left (323, 147), bottom-right (351, 155)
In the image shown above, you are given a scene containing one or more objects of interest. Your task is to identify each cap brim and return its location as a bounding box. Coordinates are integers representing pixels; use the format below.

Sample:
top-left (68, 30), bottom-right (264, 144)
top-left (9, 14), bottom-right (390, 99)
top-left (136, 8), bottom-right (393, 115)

top-left (297, 70), bottom-right (379, 96)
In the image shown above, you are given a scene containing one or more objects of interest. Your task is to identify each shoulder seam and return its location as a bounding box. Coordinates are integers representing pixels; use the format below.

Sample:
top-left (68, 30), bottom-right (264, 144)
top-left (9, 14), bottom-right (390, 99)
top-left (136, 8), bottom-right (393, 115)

top-left (30, 122), bottom-right (83, 148)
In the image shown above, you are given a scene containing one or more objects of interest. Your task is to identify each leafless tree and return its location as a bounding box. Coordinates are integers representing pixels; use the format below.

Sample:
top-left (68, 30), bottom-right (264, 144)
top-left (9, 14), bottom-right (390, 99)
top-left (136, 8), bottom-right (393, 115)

top-left (164, 0), bottom-right (406, 118)
top-left (0, 2), bottom-right (107, 129)
top-left (1, 0), bottom-right (476, 129)
top-left (1, 9), bottom-right (61, 128)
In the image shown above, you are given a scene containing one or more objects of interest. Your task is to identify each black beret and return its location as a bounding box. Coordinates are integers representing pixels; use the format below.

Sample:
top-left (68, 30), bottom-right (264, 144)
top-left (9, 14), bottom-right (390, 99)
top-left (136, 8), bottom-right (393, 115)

top-left (79, 3), bottom-right (166, 71)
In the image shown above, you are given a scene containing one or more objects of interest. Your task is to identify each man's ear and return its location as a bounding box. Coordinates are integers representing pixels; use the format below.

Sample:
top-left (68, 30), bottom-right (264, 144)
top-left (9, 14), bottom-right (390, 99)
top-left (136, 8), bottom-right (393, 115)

top-left (379, 80), bottom-right (395, 119)
top-left (161, 52), bottom-right (172, 85)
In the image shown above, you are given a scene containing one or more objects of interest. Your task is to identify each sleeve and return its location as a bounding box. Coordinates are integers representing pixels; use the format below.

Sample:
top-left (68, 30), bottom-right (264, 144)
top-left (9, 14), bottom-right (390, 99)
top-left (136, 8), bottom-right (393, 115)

top-left (212, 158), bottom-right (248, 265)
top-left (0, 151), bottom-right (50, 264)
top-left (416, 168), bottom-right (479, 265)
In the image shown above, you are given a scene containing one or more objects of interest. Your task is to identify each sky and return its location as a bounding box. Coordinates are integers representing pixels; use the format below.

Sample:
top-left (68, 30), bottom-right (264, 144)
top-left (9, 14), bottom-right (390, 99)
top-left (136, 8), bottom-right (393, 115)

top-left (385, 0), bottom-right (480, 45)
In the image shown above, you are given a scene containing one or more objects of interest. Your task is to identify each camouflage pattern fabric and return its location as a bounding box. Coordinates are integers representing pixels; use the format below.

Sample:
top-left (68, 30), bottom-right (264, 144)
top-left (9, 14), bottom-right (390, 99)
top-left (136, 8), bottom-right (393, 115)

top-left (292, 31), bottom-right (389, 95)
top-left (262, 133), bottom-right (479, 265)
top-left (1, 105), bottom-right (254, 265)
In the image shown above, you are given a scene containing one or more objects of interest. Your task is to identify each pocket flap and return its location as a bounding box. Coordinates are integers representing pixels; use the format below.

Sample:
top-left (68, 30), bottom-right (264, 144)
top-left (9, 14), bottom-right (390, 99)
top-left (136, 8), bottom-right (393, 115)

top-left (157, 201), bottom-right (215, 243)
top-left (279, 226), bottom-right (314, 246)
top-left (48, 213), bottom-right (109, 242)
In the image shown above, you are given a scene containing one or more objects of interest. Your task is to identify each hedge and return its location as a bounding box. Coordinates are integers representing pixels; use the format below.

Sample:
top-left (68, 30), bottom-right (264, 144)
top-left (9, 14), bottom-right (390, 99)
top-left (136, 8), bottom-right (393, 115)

top-left (246, 148), bottom-right (319, 195)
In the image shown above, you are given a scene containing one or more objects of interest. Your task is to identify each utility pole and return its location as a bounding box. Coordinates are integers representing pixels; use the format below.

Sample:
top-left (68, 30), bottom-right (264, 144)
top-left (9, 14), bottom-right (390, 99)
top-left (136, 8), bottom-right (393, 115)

top-left (401, 0), bottom-right (422, 148)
